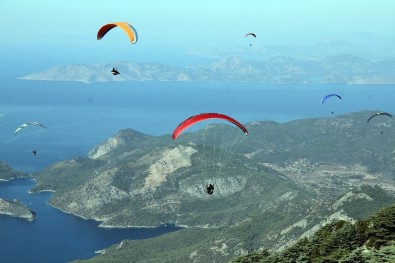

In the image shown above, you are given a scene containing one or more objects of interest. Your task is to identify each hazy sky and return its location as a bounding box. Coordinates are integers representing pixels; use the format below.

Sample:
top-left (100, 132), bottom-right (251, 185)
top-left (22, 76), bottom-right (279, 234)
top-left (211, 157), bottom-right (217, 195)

top-left (1, 0), bottom-right (394, 69)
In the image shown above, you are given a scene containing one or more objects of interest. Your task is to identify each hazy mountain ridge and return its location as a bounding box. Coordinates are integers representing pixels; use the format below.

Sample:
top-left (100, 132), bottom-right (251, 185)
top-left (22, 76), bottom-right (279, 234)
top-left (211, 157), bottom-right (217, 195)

top-left (19, 55), bottom-right (395, 84)
top-left (30, 111), bottom-right (395, 262)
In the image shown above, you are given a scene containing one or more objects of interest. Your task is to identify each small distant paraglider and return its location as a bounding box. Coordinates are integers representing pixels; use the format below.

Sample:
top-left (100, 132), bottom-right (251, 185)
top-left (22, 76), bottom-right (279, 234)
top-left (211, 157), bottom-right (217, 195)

top-left (206, 184), bottom-right (214, 195)
top-left (245, 33), bottom-right (256, 46)
top-left (367, 112), bottom-right (392, 135)
top-left (321, 94), bottom-right (342, 105)
top-left (111, 68), bottom-right (120, 75)
top-left (367, 112), bottom-right (392, 123)
top-left (14, 122), bottom-right (47, 155)
top-left (321, 94), bottom-right (342, 115)
top-left (97, 22), bottom-right (138, 77)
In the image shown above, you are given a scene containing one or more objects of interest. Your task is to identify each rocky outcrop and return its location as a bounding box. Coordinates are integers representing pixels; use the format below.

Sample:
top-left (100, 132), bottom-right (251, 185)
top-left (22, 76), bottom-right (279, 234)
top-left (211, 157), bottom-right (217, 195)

top-left (140, 146), bottom-right (197, 191)
top-left (0, 198), bottom-right (35, 221)
top-left (332, 191), bottom-right (373, 210)
top-left (88, 129), bottom-right (152, 159)
top-left (0, 161), bottom-right (29, 181)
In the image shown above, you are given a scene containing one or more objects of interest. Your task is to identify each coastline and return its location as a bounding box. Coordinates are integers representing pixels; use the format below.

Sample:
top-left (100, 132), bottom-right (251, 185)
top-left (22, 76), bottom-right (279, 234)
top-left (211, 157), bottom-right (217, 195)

top-left (0, 198), bottom-right (36, 221)
top-left (0, 175), bottom-right (32, 182)
top-left (53, 203), bottom-right (185, 229)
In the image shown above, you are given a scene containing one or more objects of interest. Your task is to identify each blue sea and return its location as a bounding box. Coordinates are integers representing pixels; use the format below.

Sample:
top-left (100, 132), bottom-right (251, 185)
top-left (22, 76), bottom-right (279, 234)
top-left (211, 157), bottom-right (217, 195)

top-left (0, 80), bottom-right (394, 262)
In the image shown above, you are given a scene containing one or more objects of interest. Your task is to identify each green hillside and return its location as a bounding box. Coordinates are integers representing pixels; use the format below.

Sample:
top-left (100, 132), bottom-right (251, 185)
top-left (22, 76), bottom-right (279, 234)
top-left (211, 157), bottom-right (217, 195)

top-left (233, 204), bottom-right (395, 263)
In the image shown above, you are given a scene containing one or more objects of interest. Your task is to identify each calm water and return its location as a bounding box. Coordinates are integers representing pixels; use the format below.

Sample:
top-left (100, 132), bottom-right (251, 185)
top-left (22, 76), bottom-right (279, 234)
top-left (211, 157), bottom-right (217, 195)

top-left (0, 178), bottom-right (181, 262)
top-left (0, 80), bottom-right (394, 262)
top-left (1, 80), bottom-right (392, 173)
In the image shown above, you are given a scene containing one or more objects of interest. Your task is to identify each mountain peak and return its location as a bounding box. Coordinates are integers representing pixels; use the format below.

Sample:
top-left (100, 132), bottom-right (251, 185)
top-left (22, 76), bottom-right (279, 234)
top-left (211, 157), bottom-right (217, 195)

top-left (88, 129), bottom-right (151, 159)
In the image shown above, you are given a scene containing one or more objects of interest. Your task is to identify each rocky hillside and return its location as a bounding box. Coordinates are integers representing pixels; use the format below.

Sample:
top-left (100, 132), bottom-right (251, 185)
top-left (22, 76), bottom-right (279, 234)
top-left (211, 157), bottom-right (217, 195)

top-left (0, 161), bottom-right (29, 181)
top-left (32, 111), bottom-right (395, 262)
top-left (0, 198), bottom-right (36, 221)
top-left (73, 186), bottom-right (394, 263)
top-left (237, 111), bottom-right (395, 199)
top-left (33, 127), bottom-right (311, 228)
top-left (233, 204), bottom-right (395, 263)
top-left (19, 55), bottom-right (395, 84)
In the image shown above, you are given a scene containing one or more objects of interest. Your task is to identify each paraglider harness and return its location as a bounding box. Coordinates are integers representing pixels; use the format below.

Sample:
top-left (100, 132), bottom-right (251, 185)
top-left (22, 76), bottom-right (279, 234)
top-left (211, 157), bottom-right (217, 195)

top-left (111, 68), bottom-right (120, 75)
top-left (206, 184), bottom-right (214, 195)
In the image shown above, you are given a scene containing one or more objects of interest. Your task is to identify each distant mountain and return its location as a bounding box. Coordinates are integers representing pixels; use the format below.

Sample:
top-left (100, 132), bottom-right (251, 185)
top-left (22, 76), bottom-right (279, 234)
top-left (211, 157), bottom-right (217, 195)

top-left (19, 55), bottom-right (395, 84)
top-left (32, 111), bottom-right (395, 262)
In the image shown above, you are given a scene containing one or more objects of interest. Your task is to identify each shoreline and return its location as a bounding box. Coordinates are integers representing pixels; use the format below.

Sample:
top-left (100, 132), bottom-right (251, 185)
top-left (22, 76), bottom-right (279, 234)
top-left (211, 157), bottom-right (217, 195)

top-left (0, 175), bottom-right (33, 183)
top-left (1, 177), bottom-right (181, 229)
top-left (47, 200), bottom-right (182, 229)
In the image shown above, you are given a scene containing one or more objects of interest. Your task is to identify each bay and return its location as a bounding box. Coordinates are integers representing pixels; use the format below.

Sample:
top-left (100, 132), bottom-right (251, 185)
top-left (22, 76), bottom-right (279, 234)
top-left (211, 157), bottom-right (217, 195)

top-left (0, 178), bottom-right (181, 262)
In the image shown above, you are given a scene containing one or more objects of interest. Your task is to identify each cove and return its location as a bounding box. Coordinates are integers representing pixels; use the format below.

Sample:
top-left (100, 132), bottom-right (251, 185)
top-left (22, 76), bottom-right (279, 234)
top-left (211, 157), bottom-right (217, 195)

top-left (0, 178), bottom-right (181, 263)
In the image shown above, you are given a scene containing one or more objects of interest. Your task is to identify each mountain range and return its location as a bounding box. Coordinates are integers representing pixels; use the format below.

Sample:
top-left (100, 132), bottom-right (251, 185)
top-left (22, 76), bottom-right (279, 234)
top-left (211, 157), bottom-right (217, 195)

top-left (19, 55), bottom-right (395, 84)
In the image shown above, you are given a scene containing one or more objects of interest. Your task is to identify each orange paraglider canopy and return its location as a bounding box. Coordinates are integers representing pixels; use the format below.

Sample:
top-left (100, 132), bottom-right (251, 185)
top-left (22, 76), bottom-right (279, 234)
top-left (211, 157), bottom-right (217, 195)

top-left (97, 22), bottom-right (138, 44)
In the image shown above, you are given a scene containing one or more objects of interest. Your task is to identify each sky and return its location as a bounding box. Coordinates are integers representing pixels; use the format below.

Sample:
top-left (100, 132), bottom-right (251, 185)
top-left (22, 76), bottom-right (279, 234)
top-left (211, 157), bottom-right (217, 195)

top-left (1, 0), bottom-right (394, 72)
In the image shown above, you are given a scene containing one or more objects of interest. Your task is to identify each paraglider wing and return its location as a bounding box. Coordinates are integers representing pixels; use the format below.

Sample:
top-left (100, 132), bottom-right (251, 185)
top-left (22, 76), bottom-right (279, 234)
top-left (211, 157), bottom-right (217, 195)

top-left (321, 94), bottom-right (342, 104)
top-left (15, 122), bottom-right (47, 135)
top-left (172, 113), bottom-right (248, 140)
top-left (14, 123), bottom-right (29, 135)
top-left (97, 22), bottom-right (138, 44)
top-left (245, 33), bottom-right (256, 38)
top-left (367, 112), bottom-right (392, 123)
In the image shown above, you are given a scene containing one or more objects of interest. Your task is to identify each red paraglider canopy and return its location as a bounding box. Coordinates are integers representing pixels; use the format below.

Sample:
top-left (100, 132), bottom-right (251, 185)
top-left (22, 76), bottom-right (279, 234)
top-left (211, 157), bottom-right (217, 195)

top-left (172, 113), bottom-right (248, 140)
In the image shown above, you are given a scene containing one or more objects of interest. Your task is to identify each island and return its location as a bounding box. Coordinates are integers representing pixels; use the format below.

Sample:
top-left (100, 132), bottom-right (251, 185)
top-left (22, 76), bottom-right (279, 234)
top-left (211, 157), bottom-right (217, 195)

top-left (19, 55), bottom-right (395, 84)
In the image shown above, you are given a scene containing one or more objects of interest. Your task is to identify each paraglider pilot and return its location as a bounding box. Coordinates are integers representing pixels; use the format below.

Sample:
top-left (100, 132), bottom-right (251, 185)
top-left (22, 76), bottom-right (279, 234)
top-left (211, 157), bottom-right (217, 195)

top-left (206, 184), bottom-right (214, 195)
top-left (111, 68), bottom-right (120, 75)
